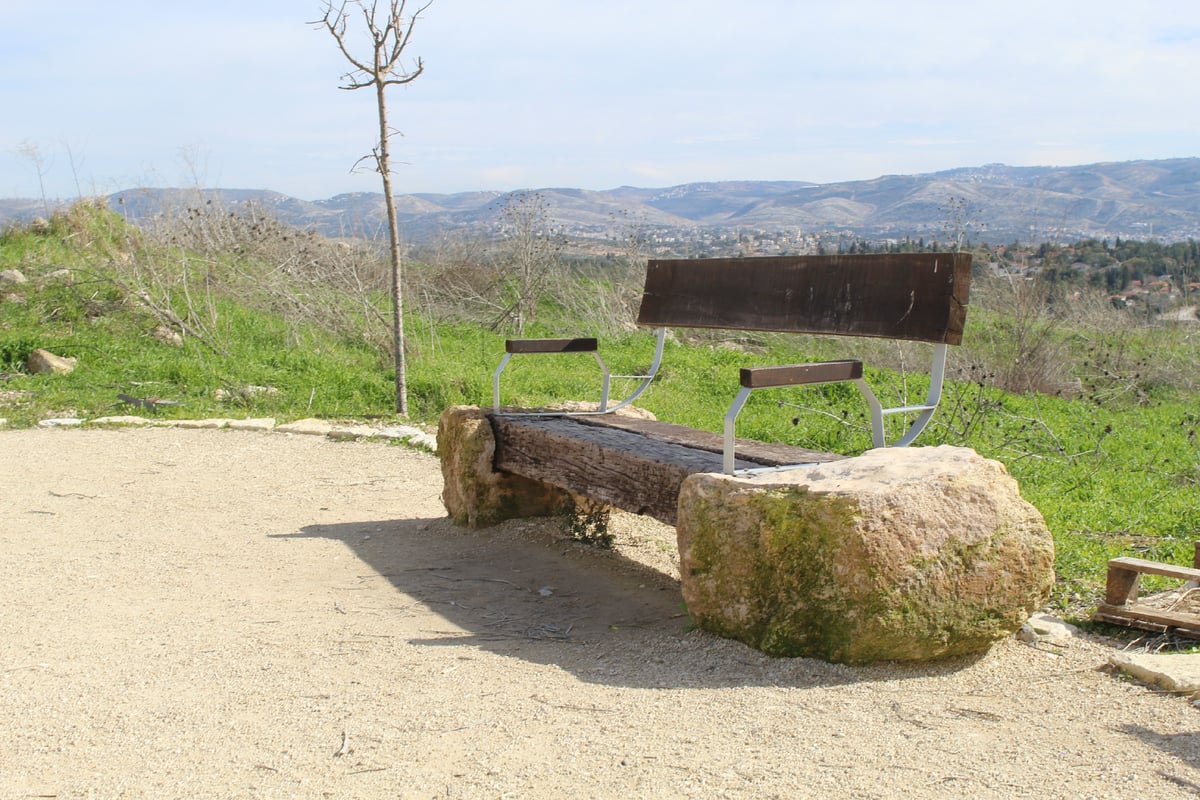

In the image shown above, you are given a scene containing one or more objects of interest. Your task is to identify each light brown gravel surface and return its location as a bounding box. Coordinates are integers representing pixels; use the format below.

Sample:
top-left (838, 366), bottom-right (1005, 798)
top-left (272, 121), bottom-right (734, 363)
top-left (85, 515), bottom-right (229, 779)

top-left (2, 426), bottom-right (1197, 799)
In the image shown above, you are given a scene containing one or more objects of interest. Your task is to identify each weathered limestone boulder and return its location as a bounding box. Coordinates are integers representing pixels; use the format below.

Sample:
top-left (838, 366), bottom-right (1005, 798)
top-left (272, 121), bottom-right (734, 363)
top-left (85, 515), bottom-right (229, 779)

top-left (438, 405), bottom-right (569, 528)
top-left (676, 445), bottom-right (1054, 664)
top-left (26, 348), bottom-right (78, 375)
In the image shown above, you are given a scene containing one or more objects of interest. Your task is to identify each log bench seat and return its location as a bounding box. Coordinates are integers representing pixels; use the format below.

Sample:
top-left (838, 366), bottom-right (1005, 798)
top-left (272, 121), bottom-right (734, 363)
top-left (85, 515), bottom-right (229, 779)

top-left (490, 411), bottom-right (844, 527)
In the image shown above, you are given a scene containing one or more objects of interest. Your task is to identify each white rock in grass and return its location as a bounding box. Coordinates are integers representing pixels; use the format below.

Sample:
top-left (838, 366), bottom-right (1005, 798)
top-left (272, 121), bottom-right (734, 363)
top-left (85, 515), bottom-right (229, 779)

top-left (26, 348), bottom-right (77, 375)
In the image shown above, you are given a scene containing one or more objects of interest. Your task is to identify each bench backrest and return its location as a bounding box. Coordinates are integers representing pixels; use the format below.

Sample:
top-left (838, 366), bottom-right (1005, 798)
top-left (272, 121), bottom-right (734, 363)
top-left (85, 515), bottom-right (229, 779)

top-left (636, 253), bottom-right (971, 345)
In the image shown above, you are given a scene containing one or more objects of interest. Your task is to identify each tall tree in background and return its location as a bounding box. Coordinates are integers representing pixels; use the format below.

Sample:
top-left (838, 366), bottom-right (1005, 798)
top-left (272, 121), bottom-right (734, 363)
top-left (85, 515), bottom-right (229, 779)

top-left (316, 0), bottom-right (430, 416)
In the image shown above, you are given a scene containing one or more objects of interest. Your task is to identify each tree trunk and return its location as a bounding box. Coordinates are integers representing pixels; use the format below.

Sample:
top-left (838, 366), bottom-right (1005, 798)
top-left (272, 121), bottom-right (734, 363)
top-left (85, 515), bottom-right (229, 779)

top-left (376, 74), bottom-right (408, 416)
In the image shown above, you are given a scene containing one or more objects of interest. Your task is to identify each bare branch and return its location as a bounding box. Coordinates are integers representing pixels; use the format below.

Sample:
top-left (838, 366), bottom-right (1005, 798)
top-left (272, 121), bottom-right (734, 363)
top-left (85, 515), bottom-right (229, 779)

top-left (312, 2), bottom-right (374, 81)
top-left (315, 0), bottom-right (429, 90)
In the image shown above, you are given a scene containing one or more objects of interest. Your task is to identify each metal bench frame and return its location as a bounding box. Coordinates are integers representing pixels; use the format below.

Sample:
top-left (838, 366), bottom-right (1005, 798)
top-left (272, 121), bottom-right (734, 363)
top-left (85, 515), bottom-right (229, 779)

top-left (493, 253), bottom-right (969, 475)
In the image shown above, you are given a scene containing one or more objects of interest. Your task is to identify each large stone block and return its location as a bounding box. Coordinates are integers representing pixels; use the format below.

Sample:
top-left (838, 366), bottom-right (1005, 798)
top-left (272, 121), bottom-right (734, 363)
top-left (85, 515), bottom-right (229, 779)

top-left (676, 445), bottom-right (1054, 664)
top-left (27, 348), bottom-right (77, 375)
top-left (438, 405), bottom-right (568, 528)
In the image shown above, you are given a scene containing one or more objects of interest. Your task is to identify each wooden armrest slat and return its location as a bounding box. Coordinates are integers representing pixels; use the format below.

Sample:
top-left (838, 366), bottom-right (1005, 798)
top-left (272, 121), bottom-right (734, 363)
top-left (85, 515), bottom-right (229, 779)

top-left (506, 337), bottom-right (599, 354)
top-left (740, 360), bottom-right (863, 389)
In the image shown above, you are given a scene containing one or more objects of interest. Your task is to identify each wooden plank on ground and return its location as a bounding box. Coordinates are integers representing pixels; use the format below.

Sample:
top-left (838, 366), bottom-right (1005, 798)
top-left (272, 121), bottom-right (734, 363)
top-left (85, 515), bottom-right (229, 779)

top-left (1093, 602), bottom-right (1200, 639)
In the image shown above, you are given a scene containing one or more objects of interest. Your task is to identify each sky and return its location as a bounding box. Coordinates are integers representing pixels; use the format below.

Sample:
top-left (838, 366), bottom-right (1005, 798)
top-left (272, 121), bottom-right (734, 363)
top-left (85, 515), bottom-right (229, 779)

top-left (2, 1), bottom-right (1199, 202)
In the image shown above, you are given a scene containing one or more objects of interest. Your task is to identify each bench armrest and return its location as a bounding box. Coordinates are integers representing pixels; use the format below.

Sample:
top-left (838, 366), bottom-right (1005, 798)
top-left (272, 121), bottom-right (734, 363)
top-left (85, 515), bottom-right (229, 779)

top-left (723, 345), bottom-right (949, 474)
top-left (506, 337), bottom-right (598, 354)
top-left (494, 338), bottom-right (607, 412)
top-left (494, 328), bottom-right (668, 417)
top-left (739, 360), bottom-right (863, 388)
top-left (723, 359), bottom-right (865, 474)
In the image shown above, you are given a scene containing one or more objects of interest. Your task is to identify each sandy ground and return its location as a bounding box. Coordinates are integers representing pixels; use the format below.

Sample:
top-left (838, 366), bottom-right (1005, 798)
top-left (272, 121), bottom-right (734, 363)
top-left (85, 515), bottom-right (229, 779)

top-left (2, 426), bottom-right (1198, 800)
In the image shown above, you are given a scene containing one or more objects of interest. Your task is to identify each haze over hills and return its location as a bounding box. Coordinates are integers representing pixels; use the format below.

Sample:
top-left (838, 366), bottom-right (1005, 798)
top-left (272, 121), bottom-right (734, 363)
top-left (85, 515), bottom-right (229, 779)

top-left (3, 158), bottom-right (1198, 248)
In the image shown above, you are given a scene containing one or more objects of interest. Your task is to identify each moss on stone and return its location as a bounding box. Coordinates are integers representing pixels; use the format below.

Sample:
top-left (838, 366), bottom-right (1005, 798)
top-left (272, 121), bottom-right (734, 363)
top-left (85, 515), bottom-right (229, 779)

top-left (684, 484), bottom-right (875, 660)
top-left (677, 459), bottom-right (1055, 664)
top-left (438, 405), bottom-right (568, 529)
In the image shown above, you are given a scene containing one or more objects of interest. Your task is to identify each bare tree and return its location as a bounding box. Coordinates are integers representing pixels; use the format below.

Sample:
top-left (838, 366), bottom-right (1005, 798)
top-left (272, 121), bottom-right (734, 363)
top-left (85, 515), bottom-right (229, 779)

top-left (495, 191), bottom-right (564, 335)
top-left (16, 140), bottom-right (51, 217)
top-left (315, 0), bottom-right (430, 416)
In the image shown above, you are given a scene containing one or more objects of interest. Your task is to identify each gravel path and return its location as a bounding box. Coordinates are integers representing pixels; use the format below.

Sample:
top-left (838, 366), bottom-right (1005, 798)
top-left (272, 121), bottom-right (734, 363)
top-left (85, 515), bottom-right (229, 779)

top-left (2, 426), bottom-right (1197, 799)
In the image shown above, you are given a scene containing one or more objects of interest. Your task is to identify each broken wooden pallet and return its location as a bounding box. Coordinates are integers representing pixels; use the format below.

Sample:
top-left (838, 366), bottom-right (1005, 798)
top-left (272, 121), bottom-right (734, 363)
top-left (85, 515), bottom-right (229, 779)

top-left (1092, 544), bottom-right (1200, 639)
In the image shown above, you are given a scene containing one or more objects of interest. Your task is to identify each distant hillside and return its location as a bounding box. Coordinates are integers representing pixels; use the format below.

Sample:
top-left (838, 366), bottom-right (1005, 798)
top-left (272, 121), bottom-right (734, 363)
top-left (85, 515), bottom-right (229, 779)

top-left (3, 158), bottom-right (1198, 246)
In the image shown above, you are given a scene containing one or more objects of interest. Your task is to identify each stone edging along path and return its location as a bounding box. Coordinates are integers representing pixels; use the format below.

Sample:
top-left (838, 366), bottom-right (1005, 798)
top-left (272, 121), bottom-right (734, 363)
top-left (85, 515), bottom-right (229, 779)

top-left (8, 413), bottom-right (439, 451)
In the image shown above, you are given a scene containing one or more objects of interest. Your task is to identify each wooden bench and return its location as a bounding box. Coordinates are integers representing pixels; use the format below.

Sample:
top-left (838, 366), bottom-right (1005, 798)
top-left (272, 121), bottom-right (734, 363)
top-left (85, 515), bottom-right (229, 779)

top-left (483, 253), bottom-right (971, 526)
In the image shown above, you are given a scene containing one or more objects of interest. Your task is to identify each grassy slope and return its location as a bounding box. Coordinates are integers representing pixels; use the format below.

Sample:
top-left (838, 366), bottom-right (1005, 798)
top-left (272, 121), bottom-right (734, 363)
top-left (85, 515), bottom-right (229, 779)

top-left (3, 204), bottom-right (1199, 620)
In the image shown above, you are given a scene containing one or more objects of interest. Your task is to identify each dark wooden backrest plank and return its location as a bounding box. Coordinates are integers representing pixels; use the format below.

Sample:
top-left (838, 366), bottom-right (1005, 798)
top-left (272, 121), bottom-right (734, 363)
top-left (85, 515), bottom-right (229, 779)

top-left (636, 253), bottom-right (971, 345)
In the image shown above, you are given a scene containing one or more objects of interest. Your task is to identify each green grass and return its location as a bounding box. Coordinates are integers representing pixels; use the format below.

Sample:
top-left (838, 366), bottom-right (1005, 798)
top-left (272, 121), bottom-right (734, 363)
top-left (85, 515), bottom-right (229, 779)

top-left (4, 202), bottom-right (1200, 627)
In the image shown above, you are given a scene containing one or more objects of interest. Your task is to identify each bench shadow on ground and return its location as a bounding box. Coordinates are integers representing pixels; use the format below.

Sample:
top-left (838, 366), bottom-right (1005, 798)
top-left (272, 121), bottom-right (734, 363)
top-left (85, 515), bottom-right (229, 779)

top-left (277, 513), bottom-right (989, 691)
top-left (1118, 725), bottom-right (1200, 787)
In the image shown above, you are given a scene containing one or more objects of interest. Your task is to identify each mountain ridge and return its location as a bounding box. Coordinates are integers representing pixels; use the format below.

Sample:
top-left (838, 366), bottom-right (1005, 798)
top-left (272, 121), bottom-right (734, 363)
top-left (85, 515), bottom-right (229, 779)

top-left (2, 158), bottom-right (1198, 245)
